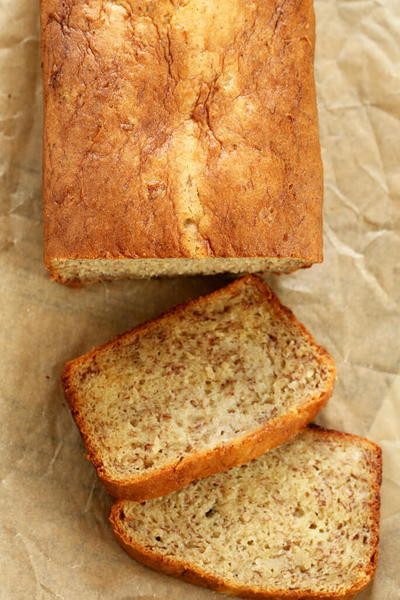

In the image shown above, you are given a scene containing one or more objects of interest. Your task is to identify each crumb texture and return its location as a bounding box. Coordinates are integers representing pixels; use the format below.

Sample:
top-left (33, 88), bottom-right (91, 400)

top-left (42, 0), bottom-right (322, 271)
top-left (65, 277), bottom-right (333, 481)
top-left (52, 257), bottom-right (307, 284)
top-left (116, 429), bottom-right (380, 595)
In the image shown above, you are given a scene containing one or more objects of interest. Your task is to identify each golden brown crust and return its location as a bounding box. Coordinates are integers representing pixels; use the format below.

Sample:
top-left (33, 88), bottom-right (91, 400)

top-left (63, 275), bottom-right (336, 501)
top-left (109, 427), bottom-right (382, 600)
top-left (42, 0), bottom-right (323, 273)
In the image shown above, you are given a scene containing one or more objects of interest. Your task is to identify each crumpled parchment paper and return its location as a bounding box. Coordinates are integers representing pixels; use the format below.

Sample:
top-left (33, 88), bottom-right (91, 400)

top-left (0, 1), bottom-right (399, 599)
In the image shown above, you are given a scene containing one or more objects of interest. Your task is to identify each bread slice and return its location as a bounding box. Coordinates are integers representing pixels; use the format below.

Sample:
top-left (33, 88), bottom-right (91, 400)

top-left (110, 427), bottom-right (381, 600)
top-left (63, 275), bottom-right (335, 501)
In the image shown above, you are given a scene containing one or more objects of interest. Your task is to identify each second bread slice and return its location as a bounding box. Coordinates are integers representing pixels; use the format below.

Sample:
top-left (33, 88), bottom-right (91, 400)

top-left (110, 427), bottom-right (381, 600)
top-left (63, 275), bottom-right (336, 500)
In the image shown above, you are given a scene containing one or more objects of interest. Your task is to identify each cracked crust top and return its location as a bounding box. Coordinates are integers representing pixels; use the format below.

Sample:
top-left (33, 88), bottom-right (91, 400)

top-left (42, 0), bottom-right (323, 262)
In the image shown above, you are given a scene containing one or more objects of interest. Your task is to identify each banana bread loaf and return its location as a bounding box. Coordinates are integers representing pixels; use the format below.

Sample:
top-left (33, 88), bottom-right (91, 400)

top-left (41, 0), bottom-right (323, 285)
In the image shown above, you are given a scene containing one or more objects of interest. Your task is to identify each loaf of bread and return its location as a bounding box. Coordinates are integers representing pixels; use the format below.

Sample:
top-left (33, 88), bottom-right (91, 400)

top-left (41, 0), bottom-right (323, 285)
top-left (110, 427), bottom-right (381, 600)
top-left (63, 276), bottom-right (335, 500)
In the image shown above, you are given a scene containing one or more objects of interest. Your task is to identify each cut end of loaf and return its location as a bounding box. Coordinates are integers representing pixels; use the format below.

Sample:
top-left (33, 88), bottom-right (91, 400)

top-left (49, 257), bottom-right (313, 286)
top-left (63, 275), bottom-right (335, 500)
top-left (110, 427), bottom-right (382, 600)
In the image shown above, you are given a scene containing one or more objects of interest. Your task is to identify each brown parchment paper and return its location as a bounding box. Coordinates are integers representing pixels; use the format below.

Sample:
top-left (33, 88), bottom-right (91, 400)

top-left (1, 1), bottom-right (399, 598)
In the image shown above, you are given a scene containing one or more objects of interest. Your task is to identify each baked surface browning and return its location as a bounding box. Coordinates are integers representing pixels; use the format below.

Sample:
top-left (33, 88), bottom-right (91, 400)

top-left (42, 0), bottom-right (323, 279)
